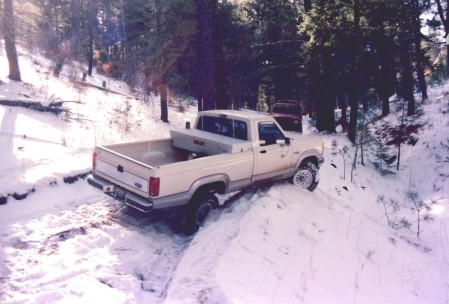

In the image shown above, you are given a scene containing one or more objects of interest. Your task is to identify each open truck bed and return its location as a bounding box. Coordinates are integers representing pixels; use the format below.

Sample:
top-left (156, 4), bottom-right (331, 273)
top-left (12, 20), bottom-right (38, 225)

top-left (90, 127), bottom-right (256, 210)
top-left (100, 139), bottom-right (188, 167)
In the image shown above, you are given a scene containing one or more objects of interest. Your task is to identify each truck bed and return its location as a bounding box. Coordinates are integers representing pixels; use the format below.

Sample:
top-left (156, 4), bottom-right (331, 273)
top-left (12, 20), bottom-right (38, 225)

top-left (102, 139), bottom-right (189, 167)
top-left (94, 127), bottom-right (258, 199)
top-left (94, 134), bottom-right (255, 206)
top-left (103, 127), bottom-right (252, 168)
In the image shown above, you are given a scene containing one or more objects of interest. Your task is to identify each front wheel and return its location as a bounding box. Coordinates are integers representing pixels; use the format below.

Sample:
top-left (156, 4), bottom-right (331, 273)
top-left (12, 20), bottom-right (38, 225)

top-left (184, 193), bottom-right (218, 234)
top-left (291, 161), bottom-right (319, 192)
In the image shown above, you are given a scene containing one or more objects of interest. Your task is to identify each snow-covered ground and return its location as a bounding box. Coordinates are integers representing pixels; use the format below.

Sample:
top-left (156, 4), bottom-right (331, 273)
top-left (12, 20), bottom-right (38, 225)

top-left (1, 48), bottom-right (448, 304)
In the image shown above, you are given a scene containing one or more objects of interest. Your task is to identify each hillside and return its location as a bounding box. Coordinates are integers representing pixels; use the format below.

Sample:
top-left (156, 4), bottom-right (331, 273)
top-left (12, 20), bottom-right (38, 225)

top-left (1, 49), bottom-right (448, 304)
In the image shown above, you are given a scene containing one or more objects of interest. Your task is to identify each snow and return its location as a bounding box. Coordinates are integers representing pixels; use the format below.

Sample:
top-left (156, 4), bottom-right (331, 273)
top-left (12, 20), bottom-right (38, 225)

top-left (1, 47), bottom-right (449, 304)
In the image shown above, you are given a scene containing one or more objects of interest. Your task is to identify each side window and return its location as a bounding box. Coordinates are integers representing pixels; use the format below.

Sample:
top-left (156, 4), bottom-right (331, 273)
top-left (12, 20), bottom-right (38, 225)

top-left (197, 116), bottom-right (247, 140)
top-left (258, 122), bottom-right (284, 145)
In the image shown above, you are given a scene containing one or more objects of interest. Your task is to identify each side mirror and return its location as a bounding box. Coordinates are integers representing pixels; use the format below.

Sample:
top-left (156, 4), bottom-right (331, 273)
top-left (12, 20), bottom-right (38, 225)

top-left (186, 122), bottom-right (191, 129)
top-left (276, 138), bottom-right (290, 145)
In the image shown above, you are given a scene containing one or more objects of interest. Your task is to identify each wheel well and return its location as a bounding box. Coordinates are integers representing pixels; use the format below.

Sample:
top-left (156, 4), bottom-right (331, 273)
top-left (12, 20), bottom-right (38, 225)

top-left (194, 182), bottom-right (226, 197)
top-left (300, 156), bottom-right (318, 168)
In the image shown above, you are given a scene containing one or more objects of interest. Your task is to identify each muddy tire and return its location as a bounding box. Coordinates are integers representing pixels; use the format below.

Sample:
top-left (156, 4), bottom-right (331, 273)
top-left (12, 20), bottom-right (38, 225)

top-left (290, 161), bottom-right (319, 192)
top-left (184, 193), bottom-right (218, 234)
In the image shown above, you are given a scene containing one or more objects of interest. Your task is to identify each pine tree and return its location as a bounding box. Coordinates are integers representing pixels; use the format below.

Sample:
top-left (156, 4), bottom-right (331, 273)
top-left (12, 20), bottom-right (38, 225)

top-left (212, 1), bottom-right (253, 109)
top-left (246, 0), bottom-right (305, 109)
top-left (301, 1), bottom-right (346, 133)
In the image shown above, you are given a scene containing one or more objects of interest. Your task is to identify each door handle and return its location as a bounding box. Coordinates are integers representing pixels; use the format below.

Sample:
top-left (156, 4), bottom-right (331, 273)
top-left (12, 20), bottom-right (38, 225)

top-left (260, 150), bottom-right (267, 154)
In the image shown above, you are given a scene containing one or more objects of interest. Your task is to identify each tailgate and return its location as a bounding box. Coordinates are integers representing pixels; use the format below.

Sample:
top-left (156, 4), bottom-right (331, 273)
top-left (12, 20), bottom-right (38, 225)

top-left (94, 146), bottom-right (151, 195)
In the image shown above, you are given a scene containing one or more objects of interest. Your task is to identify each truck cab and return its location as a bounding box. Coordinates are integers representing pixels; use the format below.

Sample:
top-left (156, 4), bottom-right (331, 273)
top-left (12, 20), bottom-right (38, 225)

top-left (191, 110), bottom-right (322, 183)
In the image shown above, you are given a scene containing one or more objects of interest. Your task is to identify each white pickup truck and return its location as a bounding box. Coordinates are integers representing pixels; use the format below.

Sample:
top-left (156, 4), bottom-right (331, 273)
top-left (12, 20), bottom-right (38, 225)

top-left (87, 110), bottom-right (324, 232)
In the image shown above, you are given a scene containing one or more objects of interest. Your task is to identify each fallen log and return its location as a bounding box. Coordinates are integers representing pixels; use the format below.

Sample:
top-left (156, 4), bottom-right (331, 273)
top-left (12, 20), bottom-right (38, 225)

top-left (0, 99), bottom-right (72, 115)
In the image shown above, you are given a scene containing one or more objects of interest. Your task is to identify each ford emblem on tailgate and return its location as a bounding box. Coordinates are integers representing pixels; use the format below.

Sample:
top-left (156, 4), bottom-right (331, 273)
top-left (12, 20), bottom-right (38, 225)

top-left (135, 182), bottom-right (142, 189)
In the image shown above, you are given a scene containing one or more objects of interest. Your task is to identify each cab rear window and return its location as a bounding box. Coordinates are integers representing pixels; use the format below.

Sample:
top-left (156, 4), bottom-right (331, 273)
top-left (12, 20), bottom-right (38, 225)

top-left (196, 116), bottom-right (248, 140)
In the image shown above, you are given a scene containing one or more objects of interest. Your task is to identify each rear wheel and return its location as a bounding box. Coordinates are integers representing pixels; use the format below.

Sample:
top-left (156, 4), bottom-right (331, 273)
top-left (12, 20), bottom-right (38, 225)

top-left (184, 193), bottom-right (218, 234)
top-left (291, 161), bottom-right (318, 192)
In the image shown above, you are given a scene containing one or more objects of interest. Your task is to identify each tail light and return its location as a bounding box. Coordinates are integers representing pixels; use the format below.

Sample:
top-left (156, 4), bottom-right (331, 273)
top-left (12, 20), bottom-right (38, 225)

top-left (92, 152), bottom-right (97, 171)
top-left (149, 177), bottom-right (160, 197)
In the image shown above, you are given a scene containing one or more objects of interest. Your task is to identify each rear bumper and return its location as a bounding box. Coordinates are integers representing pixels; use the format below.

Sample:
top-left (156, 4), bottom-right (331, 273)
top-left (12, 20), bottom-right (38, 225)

top-left (87, 174), bottom-right (154, 213)
top-left (87, 174), bottom-right (114, 192)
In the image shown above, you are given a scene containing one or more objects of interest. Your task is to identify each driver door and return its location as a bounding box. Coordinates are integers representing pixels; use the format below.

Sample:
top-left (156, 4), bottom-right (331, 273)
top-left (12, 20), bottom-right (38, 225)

top-left (253, 121), bottom-right (292, 181)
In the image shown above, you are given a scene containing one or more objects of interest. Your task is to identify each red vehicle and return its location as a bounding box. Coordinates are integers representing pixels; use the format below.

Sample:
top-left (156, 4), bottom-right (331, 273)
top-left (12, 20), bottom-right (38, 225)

top-left (271, 99), bottom-right (302, 133)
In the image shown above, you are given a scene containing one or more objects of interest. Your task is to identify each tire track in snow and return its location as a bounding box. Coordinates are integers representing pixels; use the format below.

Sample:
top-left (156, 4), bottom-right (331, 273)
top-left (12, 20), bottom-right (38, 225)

top-left (0, 189), bottom-right (191, 303)
top-left (1, 177), bottom-right (294, 303)
top-left (108, 206), bottom-right (194, 302)
top-left (0, 176), bottom-right (266, 303)
top-left (162, 187), bottom-right (269, 303)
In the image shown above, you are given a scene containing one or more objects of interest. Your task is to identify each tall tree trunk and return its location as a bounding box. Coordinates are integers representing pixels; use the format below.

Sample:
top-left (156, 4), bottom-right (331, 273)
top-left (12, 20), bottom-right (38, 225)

top-left (412, 0), bottom-right (428, 101)
top-left (348, 0), bottom-right (360, 143)
top-left (375, 27), bottom-right (394, 116)
top-left (316, 46), bottom-right (335, 133)
top-left (435, 0), bottom-right (449, 74)
top-left (379, 60), bottom-right (390, 116)
top-left (119, 0), bottom-right (128, 60)
top-left (347, 86), bottom-right (358, 143)
top-left (87, 0), bottom-right (94, 76)
top-left (71, 0), bottom-right (80, 33)
top-left (446, 2), bottom-right (449, 75)
top-left (379, 54), bottom-right (392, 116)
top-left (304, 0), bottom-right (312, 12)
top-left (304, 0), bottom-right (316, 118)
top-left (215, 63), bottom-right (228, 109)
top-left (414, 36), bottom-right (428, 101)
top-left (214, 25), bottom-right (228, 109)
top-left (444, 41), bottom-right (449, 76)
top-left (155, 0), bottom-right (168, 122)
top-left (158, 83), bottom-right (169, 123)
top-left (53, 56), bottom-right (66, 78)
top-left (399, 33), bottom-right (415, 116)
top-left (245, 77), bottom-right (258, 110)
top-left (70, 0), bottom-right (80, 60)
top-left (195, 0), bottom-right (217, 111)
top-left (307, 60), bottom-right (318, 118)
top-left (3, 0), bottom-right (21, 81)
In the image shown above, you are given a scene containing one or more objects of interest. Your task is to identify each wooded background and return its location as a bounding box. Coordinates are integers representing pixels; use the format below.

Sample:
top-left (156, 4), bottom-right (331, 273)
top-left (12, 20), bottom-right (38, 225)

top-left (1, 0), bottom-right (449, 142)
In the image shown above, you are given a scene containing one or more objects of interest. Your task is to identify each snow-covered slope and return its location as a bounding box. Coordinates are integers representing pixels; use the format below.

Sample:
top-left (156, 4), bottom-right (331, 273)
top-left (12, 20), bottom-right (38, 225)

top-left (1, 48), bottom-right (448, 304)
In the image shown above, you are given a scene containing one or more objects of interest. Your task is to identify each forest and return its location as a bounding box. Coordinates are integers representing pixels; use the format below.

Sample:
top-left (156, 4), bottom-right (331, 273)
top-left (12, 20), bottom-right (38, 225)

top-left (1, 0), bottom-right (449, 142)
